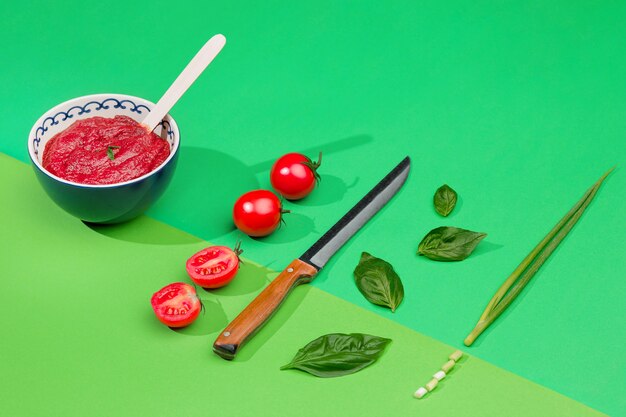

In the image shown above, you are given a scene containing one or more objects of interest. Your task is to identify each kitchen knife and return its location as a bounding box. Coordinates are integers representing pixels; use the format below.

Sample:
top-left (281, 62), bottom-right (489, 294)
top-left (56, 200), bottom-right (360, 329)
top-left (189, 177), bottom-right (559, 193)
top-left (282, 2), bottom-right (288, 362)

top-left (213, 157), bottom-right (410, 360)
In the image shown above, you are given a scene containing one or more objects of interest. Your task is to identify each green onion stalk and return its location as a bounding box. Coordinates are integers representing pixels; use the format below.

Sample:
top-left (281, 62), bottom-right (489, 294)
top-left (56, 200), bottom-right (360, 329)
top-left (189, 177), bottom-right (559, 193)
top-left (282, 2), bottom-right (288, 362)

top-left (464, 168), bottom-right (614, 346)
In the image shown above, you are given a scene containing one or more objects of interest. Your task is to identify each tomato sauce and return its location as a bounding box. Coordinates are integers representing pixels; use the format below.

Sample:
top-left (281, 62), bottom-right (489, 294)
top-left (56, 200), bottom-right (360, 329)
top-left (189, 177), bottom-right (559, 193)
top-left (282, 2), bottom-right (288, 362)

top-left (42, 115), bottom-right (170, 185)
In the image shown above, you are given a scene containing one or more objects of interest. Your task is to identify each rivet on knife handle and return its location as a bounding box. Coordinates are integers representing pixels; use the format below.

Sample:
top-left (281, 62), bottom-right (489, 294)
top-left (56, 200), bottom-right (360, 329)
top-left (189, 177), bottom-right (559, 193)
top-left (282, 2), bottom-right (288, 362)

top-left (213, 259), bottom-right (318, 360)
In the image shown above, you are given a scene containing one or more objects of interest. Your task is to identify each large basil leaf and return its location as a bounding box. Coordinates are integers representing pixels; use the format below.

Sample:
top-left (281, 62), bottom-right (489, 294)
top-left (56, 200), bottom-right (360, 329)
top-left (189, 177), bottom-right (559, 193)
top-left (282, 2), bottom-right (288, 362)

top-left (418, 226), bottom-right (487, 261)
top-left (353, 252), bottom-right (404, 312)
top-left (433, 184), bottom-right (457, 217)
top-left (280, 333), bottom-right (392, 378)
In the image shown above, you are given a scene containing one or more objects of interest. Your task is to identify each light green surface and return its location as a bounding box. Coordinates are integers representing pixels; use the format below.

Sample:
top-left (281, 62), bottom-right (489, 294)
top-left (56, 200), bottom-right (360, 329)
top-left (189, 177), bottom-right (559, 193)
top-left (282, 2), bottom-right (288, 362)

top-left (0, 154), bottom-right (605, 417)
top-left (2, 1), bottom-right (626, 415)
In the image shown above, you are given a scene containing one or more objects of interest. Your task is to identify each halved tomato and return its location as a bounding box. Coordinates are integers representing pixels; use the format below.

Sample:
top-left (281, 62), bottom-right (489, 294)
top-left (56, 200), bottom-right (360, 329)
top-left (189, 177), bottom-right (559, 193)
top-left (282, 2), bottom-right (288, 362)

top-left (150, 282), bottom-right (201, 328)
top-left (186, 244), bottom-right (243, 288)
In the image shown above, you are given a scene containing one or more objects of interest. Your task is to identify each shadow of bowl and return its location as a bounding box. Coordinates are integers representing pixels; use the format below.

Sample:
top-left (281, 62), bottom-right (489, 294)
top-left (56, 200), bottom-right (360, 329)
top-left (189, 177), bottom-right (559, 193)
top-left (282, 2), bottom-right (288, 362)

top-left (147, 146), bottom-right (260, 239)
top-left (84, 215), bottom-right (203, 245)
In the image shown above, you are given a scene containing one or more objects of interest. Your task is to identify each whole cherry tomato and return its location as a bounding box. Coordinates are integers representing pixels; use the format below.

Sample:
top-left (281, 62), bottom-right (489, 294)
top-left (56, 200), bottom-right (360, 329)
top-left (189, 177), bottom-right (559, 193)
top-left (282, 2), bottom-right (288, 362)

top-left (150, 282), bottom-right (201, 328)
top-left (270, 152), bottom-right (322, 200)
top-left (186, 243), bottom-right (243, 288)
top-left (233, 190), bottom-right (288, 237)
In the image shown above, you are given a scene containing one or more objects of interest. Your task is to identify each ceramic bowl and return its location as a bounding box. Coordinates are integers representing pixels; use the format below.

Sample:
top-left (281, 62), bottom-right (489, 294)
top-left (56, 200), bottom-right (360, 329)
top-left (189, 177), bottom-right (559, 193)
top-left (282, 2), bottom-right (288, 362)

top-left (28, 93), bottom-right (180, 224)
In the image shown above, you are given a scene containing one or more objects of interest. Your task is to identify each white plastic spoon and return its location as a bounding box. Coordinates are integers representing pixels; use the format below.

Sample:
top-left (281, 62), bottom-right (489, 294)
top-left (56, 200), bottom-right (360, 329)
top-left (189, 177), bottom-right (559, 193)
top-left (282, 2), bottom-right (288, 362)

top-left (141, 34), bottom-right (226, 132)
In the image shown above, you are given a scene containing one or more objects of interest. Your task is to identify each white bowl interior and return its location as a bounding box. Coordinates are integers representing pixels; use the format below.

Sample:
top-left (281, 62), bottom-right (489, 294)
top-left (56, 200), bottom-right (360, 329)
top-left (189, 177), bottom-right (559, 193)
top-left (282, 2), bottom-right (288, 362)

top-left (28, 93), bottom-right (180, 187)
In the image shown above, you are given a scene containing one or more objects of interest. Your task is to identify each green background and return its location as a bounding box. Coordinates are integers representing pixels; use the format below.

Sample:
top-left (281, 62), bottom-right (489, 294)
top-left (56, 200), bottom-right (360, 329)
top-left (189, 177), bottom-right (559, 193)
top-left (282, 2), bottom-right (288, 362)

top-left (1, 1), bottom-right (625, 416)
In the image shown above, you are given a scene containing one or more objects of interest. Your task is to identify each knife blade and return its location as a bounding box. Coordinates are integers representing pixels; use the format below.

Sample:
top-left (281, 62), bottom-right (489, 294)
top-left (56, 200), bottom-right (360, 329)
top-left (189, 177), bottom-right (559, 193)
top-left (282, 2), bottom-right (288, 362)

top-left (213, 156), bottom-right (410, 360)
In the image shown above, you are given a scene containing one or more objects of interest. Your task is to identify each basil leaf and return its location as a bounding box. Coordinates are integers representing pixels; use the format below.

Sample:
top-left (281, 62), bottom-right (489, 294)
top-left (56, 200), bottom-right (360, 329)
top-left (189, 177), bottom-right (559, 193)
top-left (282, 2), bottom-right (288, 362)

top-left (418, 226), bottom-right (487, 261)
top-left (107, 146), bottom-right (120, 161)
top-left (434, 184), bottom-right (457, 216)
top-left (280, 333), bottom-right (391, 378)
top-left (353, 252), bottom-right (404, 312)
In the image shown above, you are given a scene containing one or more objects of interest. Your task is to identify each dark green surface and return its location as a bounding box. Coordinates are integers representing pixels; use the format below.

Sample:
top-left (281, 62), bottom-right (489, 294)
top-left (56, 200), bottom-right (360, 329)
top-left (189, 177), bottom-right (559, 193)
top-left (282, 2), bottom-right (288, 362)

top-left (2, 1), bottom-right (625, 415)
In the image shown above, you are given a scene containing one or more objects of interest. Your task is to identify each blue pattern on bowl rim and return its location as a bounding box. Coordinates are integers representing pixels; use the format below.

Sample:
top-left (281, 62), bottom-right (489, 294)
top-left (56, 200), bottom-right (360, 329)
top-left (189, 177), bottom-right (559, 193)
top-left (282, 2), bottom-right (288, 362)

top-left (32, 97), bottom-right (175, 157)
top-left (27, 93), bottom-right (181, 223)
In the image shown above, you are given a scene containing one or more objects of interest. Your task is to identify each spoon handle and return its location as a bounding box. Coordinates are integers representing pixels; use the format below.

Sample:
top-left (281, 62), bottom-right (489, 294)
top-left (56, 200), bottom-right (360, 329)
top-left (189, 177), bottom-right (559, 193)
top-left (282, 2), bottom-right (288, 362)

top-left (142, 34), bottom-right (226, 131)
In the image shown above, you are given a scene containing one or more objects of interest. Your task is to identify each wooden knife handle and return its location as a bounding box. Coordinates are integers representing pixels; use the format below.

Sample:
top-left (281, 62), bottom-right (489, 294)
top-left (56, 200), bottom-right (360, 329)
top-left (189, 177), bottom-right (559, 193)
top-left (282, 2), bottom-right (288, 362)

top-left (213, 259), bottom-right (318, 360)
